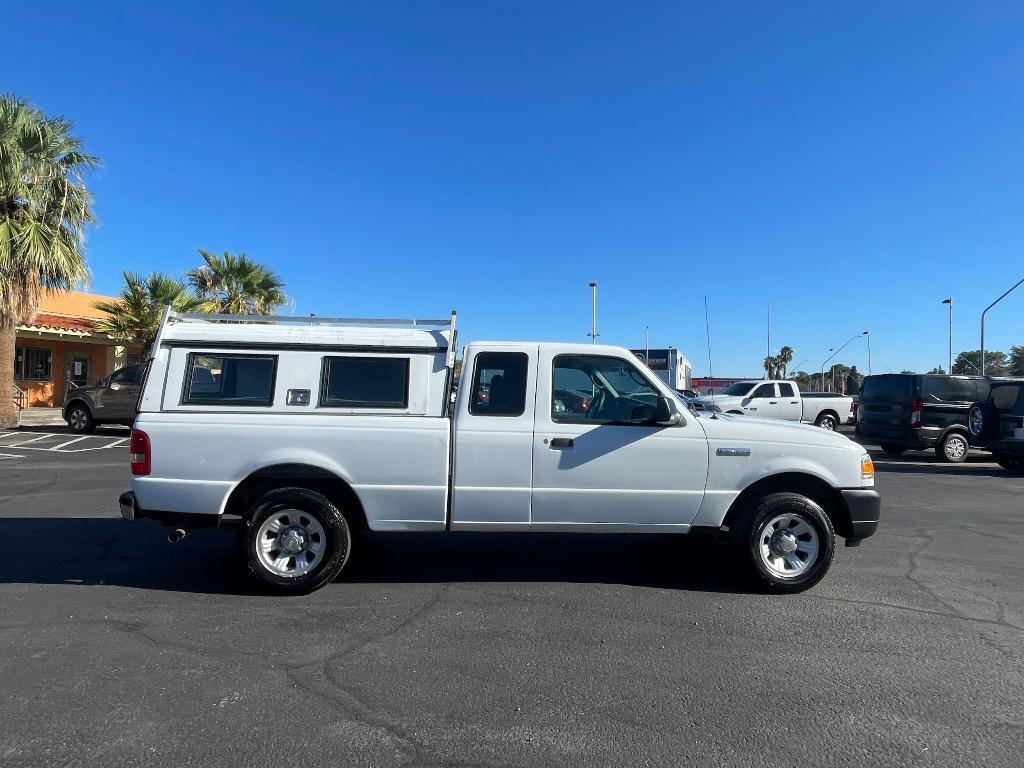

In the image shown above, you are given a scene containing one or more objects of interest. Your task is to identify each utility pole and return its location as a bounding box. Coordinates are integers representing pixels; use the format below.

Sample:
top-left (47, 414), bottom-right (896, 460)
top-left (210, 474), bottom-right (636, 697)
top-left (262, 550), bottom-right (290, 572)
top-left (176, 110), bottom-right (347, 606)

top-left (941, 298), bottom-right (952, 373)
top-left (766, 301), bottom-right (771, 380)
top-left (864, 330), bottom-right (872, 376)
top-left (588, 282), bottom-right (599, 344)
top-left (981, 276), bottom-right (1023, 373)
top-left (645, 325), bottom-right (649, 361)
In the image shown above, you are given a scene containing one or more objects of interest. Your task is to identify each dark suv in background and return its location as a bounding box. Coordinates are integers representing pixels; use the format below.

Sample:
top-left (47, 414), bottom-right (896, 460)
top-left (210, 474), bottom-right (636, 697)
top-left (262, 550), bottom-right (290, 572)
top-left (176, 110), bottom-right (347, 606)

top-left (855, 374), bottom-right (990, 462)
top-left (62, 364), bottom-right (145, 433)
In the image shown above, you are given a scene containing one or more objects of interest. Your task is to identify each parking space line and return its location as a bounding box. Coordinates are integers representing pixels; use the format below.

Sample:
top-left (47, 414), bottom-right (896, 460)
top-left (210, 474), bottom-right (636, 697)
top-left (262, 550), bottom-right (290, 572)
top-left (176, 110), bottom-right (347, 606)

top-left (48, 436), bottom-right (91, 450)
top-left (3, 433), bottom-right (57, 447)
top-left (0, 452), bottom-right (23, 459)
top-left (103, 438), bottom-right (129, 448)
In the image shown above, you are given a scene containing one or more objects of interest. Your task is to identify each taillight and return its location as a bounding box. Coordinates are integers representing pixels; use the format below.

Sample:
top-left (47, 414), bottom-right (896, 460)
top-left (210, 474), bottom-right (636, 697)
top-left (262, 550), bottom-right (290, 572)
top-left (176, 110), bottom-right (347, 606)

top-left (910, 399), bottom-right (923, 428)
top-left (130, 429), bottom-right (151, 476)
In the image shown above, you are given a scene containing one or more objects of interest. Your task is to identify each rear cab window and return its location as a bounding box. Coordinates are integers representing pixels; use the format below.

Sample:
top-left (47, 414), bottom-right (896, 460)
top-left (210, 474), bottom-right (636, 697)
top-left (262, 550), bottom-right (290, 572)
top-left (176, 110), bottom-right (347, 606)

top-left (470, 352), bottom-right (528, 416)
top-left (992, 385), bottom-right (1024, 414)
top-left (183, 354), bottom-right (277, 406)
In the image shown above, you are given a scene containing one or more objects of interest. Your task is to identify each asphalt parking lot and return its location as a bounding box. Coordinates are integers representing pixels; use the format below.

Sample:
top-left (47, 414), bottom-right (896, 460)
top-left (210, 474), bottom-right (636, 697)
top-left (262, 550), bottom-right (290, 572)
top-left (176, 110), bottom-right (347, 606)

top-left (1, 427), bottom-right (1021, 767)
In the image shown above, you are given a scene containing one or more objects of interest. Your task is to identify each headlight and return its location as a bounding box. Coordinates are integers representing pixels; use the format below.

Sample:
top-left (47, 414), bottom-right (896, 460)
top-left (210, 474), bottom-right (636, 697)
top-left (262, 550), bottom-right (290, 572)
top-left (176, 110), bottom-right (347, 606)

top-left (860, 453), bottom-right (874, 481)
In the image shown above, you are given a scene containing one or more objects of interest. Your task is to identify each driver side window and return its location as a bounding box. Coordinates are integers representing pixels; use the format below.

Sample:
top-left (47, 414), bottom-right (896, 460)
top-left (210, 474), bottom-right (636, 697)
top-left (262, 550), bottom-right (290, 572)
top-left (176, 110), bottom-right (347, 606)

top-left (552, 355), bottom-right (660, 424)
top-left (751, 383), bottom-right (776, 399)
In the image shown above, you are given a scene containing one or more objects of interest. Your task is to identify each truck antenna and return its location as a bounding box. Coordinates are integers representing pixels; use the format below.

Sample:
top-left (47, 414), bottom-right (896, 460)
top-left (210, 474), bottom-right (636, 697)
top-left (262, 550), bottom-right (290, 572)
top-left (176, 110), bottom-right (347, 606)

top-left (704, 296), bottom-right (717, 410)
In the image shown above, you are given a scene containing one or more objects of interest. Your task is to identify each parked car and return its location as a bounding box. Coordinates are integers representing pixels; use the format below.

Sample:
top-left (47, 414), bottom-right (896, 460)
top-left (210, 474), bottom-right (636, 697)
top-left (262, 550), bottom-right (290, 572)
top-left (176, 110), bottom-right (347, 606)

top-left (119, 310), bottom-right (879, 594)
top-left (62, 364), bottom-right (145, 433)
top-left (968, 380), bottom-right (1024, 471)
top-left (675, 388), bottom-right (700, 400)
top-left (690, 380), bottom-right (854, 430)
top-left (856, 373), bottom-right (990, 462)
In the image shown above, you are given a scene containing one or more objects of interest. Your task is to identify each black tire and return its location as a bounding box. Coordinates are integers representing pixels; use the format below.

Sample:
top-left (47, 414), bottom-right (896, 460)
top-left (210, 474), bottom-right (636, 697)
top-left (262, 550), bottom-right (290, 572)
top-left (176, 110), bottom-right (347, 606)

top-left (879, 443), bottom-right (907, 456)
top-left (937, 432), bottom-right (969, 463)
top-left (814, 412), bottom-right (838, 431)
top-left (968, 402), bottom-right (998, 439)
top-left (65, 403), bottom-right (96, 434)
top-left (734, 492), bottom-right (836, 593)
top-left (241, 487), bottom-right (351, 594)
top-left (995, 455), bottom-right (1024, 472)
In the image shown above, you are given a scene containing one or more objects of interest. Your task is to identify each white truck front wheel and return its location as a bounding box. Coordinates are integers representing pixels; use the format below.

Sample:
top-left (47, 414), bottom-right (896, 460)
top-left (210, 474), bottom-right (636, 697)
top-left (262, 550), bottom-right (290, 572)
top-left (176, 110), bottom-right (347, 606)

top-left (739, 493), bottom-right (835, 592)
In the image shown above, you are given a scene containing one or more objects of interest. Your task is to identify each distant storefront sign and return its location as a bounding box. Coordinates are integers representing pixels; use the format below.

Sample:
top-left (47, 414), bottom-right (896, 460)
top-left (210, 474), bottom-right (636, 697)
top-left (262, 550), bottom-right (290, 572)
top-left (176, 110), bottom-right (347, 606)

top-left (631, 349), bottom-right (671, 371)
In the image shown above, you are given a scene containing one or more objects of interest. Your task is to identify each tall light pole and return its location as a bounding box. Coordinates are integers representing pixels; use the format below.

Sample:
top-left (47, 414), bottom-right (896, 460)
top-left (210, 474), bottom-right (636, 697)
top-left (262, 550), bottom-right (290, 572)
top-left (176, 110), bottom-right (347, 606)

top-left (820, 349), bottom-right (833, 392)
top-left (981, 276), bottom-right (1024, 373)
top-left (588, 282), bottom-right (599, 344)
top-left (645, 325), bottom-right (650, 360)
top-left (821, 331), bottom-right (869, 392)
top-left (863, 330), bottom-right (871, 375)
top-left (941, 298), bottom-right (952, 373)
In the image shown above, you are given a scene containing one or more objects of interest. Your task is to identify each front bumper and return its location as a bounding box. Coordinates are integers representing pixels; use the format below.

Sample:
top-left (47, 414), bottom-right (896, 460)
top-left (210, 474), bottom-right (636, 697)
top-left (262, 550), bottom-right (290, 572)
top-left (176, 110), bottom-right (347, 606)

top-left (840, 489), bottom-right (881, 545)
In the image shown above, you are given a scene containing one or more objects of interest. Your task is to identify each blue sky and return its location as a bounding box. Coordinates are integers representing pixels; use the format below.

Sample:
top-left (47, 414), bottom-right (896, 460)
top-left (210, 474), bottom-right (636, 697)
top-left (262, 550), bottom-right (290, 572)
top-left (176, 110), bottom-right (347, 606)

top-left (9, 1), bottom-right (1024, 375)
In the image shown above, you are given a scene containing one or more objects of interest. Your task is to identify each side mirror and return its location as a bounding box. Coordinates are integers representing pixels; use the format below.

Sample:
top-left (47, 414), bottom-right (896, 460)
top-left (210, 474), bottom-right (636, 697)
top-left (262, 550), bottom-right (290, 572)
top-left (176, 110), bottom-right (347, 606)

top-left (95, 377), bottom-right (106, 387)
top-left (655, 395), bottom-right (683, 426)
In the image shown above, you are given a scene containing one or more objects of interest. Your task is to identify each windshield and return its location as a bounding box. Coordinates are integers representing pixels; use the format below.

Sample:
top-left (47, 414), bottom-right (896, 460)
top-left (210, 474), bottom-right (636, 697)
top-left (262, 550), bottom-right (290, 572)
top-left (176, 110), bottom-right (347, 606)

top-left (719, 382), bottom-right (756, 396)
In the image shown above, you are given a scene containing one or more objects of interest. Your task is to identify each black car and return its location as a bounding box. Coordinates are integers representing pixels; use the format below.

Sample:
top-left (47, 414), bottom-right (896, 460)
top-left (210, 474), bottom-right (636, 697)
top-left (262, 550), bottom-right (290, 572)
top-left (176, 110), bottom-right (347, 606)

top-left (855, 374), bottom-right (990, 462)
top-left (968, 380), bottom-right (1024, 471)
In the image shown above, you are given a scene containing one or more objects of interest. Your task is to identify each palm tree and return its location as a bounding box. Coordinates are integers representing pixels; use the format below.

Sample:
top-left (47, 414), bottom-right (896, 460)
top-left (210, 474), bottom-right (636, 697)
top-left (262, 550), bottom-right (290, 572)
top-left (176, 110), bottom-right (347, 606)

top-left (1, 95), bottom-right (97, 427)
top-left (777, 345), bottom-right (794, 378)
top-left (187, 249), bottom-right (285, 315)
top-left (94, 271), bottom-right (201, 357)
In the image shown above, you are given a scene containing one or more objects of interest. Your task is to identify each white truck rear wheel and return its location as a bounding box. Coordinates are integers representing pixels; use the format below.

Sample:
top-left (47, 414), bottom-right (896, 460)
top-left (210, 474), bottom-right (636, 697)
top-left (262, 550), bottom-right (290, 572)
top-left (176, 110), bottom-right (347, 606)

top-left (242, 487), bottom-right (351, 594)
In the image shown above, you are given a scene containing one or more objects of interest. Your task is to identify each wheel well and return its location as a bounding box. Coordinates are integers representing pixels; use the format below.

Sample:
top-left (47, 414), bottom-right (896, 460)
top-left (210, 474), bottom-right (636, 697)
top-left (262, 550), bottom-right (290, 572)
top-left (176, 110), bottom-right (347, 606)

top-left (63, 399), bottom-right (90, 418)
top-left (224, 464), bottom-right (369, 530)
top-left (940, 426), bottom-right (970, 444)
top-left (721, 472), bottom-right (850, 539)
top-left (816, 410), bottom-right (839, 422)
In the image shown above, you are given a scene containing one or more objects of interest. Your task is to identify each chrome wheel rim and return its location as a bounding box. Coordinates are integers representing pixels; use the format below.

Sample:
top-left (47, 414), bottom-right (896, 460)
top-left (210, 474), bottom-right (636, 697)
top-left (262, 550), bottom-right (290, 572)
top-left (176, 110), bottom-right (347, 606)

top-left (69, 409), bottom-right (87, 430)
top-left (968, 407), bottom-right (983, 436)
top-left (759, 513), bottom-right (819, 578)
top-left (819, 416), bottom-right (835, 430)
top-left (255, 508), bottom-right (326, 578)
top-left (945, 436), bottom-right (967, 460)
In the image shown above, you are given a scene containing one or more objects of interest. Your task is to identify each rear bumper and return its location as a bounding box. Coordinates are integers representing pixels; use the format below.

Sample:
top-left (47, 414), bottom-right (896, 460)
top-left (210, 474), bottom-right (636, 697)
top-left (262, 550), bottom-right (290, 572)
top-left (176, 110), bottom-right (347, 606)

top-left (118, 490), bottom-right (227, 529)
top-left (840, 489), bottom-right (881, 545)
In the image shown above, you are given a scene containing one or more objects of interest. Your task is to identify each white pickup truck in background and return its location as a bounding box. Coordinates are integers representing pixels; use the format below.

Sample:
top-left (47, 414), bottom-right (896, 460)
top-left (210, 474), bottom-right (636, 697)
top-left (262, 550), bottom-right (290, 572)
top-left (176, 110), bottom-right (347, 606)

top-left (119, 311), bottom-right (879, 595)
top-left (691, 380), bottom-right (855, 430)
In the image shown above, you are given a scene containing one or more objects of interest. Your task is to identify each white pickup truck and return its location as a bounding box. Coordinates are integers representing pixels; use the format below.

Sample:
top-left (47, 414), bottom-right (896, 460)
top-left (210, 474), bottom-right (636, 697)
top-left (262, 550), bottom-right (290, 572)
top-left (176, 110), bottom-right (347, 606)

top-left (691, 381), bottom-right (855, 430)
top-left (119, 311), bottom-right (880, 594)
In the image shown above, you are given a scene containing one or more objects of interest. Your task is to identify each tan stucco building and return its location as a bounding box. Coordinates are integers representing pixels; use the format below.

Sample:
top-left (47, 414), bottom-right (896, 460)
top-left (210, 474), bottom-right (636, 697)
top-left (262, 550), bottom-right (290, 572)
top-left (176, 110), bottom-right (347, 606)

top-left (14, 290), bottom-right (140, 408)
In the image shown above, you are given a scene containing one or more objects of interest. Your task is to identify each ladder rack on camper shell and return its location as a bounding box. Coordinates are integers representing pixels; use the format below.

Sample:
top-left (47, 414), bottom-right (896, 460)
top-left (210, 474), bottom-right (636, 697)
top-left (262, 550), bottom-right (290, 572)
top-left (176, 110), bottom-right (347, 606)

top-left (150, 308), bottom-right (459, 368)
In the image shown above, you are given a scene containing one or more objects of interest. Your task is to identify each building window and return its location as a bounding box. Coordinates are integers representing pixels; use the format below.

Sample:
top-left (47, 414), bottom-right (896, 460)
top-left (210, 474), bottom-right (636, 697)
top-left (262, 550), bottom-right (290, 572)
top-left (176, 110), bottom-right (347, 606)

top-left (320, 356), bottom-right (410, 408)
top-left (14, 347), bottom-right (53, 381)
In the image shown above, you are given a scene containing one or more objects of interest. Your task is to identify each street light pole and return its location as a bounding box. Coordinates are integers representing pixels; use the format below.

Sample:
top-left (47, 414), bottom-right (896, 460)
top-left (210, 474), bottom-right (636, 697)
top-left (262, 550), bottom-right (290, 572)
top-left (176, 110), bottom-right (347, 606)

top-left (820, 349), bottom-right (833, 392)
top-left (645, 325), bottom-right (649, 361)
top-left (941, 298), bottom-right (952, 373)
top-left (588, 282), bottom-right (599, 344)
top-left (981, 276), bottom-right (1024, 373)
top-left (864, 330), bottom-right (872, 376)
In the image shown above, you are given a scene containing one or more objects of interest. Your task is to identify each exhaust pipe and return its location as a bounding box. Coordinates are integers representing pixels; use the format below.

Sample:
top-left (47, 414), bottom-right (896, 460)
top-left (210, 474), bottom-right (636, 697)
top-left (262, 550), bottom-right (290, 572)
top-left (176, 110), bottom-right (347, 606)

top-left (167, 528), bottom-right (188, 544)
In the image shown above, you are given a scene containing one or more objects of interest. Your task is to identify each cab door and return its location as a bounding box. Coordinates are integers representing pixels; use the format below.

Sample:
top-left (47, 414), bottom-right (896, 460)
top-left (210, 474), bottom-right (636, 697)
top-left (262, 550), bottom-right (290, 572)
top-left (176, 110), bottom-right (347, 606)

top-left (530, 350), bottom-right (709, 530)
top-left (776, 382), bottom-right (802, 421)
top-left (449, 345), bottom-right (538, 530)
top-left (745, 382), bottom-right (779, 418)
top-left (101, 366), bottom-right (143, 420)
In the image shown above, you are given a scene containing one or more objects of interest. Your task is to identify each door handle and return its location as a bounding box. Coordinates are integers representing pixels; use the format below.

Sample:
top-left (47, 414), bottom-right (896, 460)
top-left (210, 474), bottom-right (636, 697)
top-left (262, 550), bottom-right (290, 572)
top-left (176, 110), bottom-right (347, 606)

top-left (790, 401), bottom-right (798, 404)
top-left (549, 438), bottom-right (574, 449)
top-left (769, 401), bottom-right (778, 404)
